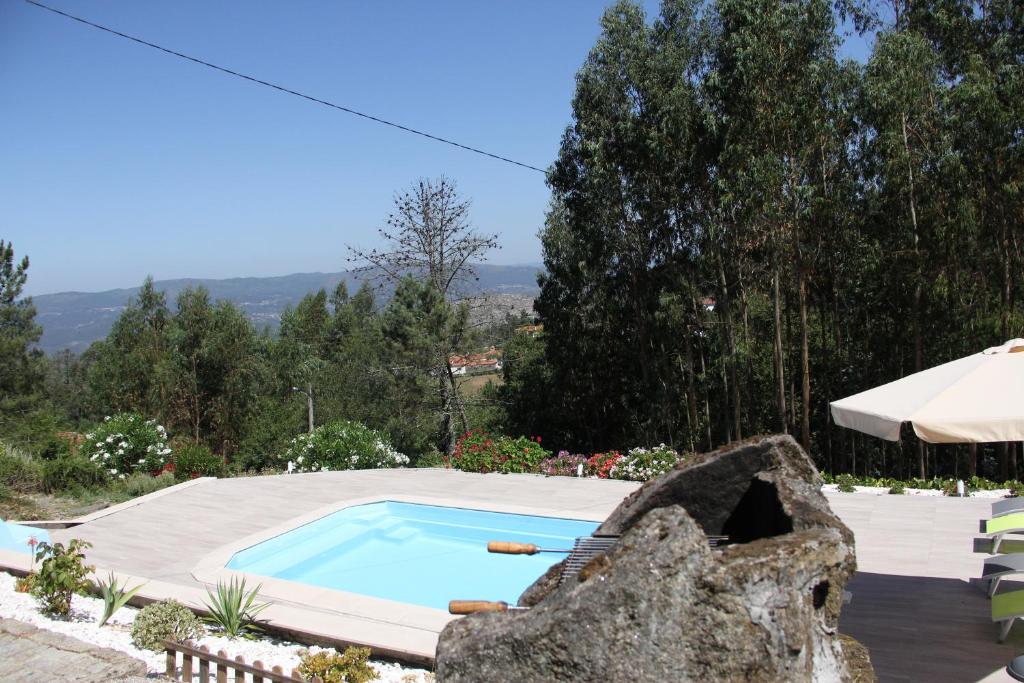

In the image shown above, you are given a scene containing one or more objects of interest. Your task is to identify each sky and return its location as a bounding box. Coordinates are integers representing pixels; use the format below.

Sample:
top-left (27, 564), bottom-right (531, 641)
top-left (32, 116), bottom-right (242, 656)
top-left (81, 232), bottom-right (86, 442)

top-left (1, 1), bottom-right (871, 297)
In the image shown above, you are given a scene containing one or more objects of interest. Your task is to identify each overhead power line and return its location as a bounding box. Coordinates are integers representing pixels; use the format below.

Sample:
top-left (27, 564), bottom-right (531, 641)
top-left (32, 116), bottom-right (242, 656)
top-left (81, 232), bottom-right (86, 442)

top-left (21, 0), bottom-right (549, 175)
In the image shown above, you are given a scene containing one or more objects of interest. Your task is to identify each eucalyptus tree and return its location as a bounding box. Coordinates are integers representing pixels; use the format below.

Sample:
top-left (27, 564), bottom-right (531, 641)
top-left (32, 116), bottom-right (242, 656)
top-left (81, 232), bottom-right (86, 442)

top-left (538, 0), bottom-right (716, 450)
top-left (84, 277), bottom-right (170, 420)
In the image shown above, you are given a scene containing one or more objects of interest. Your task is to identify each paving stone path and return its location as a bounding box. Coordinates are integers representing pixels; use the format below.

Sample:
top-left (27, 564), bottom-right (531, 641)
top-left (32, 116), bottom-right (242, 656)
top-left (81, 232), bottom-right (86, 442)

top-left (0, 617), bottom-right (153, 682)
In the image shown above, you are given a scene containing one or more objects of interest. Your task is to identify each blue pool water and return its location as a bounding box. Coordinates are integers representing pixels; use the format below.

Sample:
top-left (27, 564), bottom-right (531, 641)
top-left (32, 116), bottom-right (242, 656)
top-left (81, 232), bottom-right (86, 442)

top-left (0, 519), bottom-right (49, 554)
top-left (226, 501), bottom-right (598, 610)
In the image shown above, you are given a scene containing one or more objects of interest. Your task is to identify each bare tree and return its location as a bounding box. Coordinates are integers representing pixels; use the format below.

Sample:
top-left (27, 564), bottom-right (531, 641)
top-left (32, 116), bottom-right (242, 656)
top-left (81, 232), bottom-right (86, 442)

top-left (348, 177), bottom-right (499, 452)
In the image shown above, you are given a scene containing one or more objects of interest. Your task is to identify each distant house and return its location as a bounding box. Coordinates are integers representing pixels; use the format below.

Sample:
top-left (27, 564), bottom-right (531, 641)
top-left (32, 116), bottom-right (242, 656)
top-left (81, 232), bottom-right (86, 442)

top-left (450, 346), bottom-right (503, 375)
top-left (516, 323), bottom-right (544, 336)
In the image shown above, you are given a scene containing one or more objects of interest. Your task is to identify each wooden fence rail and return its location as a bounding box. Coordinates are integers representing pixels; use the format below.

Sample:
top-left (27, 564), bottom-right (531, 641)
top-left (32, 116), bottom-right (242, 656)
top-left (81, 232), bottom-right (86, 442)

top-left (164, 640), bottom-right (323, 683)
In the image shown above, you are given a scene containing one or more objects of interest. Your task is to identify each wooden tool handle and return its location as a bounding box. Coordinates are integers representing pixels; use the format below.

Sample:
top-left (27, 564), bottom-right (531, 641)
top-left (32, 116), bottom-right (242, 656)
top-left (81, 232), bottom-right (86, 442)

top-left (449, 600), bottom-right (510, 614)
top-left (487, 541), bottom-right (539, 555)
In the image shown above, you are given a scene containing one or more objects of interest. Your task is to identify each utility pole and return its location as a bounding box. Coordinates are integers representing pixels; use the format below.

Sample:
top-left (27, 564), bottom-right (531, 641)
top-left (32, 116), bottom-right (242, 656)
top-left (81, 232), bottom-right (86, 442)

top-left (291, 386), bottom-right (314, 433)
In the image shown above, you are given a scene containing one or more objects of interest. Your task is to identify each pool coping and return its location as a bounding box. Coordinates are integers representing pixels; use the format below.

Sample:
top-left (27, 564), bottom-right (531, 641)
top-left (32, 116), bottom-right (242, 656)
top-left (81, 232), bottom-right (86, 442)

top-left (191, 493), bottom-right (608, 659)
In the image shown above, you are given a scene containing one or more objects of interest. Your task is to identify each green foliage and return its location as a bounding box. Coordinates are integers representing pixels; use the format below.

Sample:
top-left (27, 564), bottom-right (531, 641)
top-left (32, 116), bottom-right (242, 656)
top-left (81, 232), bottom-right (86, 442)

top-left (202, 576), bottom-right (270, 639)
top-left (0, 240), bottom-right (44, 406)
top-left (449, 432), bottom-right (550, 474)
top-left (283, 420), bottom-right (409, 472)
top-left (122, 471), bottom-right (176, 498)
top-left (0, 442), bottom-right (43, 493)
top-left (836, 474), bottom-right (856, 493)
top-left (42, 455), bottom-right (106, 494)
top-left (297, 647), bottom-right (379, 683)
top-left (172, 443), bottom-right (225, 480)
top-left (888, 482), bottom-right (905, 495)
top-left (130, 599), bottom-right (204, 651)
top-left (96, 572), bottom-right (146, 627)
top-left (414, 448), bottom-right (447, 468)
top-left (31, 539), bottom-right (94, 616)
top-left (84, 413), bottom-right (171, 480)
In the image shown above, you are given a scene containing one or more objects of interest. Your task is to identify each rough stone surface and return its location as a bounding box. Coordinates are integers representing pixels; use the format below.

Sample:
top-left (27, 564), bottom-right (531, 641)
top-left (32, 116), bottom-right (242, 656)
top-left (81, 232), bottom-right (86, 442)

top-left (0, 617), bottom-right (149, 682)
top-left (436, 434), bottom-right (864, 682)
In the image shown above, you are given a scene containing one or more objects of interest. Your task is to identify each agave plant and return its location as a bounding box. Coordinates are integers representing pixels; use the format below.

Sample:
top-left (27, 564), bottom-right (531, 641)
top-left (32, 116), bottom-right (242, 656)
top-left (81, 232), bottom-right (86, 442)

top-left (97, 572), bottom-right (146, 627)
top-left (203, 576), bottom-right (270, 638)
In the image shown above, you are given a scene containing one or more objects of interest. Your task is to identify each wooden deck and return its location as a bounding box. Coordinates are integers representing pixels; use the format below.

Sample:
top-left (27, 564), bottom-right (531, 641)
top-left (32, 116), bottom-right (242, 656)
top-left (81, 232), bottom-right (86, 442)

top-left (828, 492), bottom-right (1019, 682)
top-left (15, 472), bottom-right (1016, 679)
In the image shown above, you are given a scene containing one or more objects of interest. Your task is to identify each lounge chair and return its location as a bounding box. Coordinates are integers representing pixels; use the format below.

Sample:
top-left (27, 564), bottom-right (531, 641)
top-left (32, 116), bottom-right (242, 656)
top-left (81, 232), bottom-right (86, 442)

top-left (992, 589), bottom-right (1024, 642)
top-left (981, 512), bottom-right (1024, 554)
top-left (994, 498), bottom-right (1024, 519)
top-left (984, 554), bottom-right (1024, 596)
top-left (975, 537), bottom-right (1024, 554)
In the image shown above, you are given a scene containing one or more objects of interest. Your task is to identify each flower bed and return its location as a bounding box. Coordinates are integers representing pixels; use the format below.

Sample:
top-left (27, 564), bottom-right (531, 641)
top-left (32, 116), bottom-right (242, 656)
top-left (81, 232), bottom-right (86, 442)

top-left (0, 572), bottom-right (431, 682)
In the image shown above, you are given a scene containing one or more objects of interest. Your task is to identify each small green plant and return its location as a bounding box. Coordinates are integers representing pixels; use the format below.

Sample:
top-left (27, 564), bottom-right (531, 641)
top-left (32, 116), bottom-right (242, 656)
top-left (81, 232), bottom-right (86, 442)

top-left (97, 572), bottom-right (146, 627)
top-left (888, 482), bottom-right (905, 495)
top-left (173, 443), bottom-right (225, 480)
top-left (31, 539), bottom-right (94, 616)
top-left (203, 576), bottom-right (270, 638)
top-left (123, 471), bottom-right (176, 497)
top-left (836, 474), bottom-right (856, 493)
top-left (130, 599), bottom-right (204, 650)
top-left (297, 647), bottom-right (379, 683)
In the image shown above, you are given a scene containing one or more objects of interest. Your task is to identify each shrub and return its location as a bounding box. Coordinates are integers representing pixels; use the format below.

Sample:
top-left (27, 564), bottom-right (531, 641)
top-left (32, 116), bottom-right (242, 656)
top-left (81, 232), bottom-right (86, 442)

top-left (41, 455), bottom-right (107, 494)
top-left (123, 471), bottom-right (176, 498)
top-left (836, 474), bottom-right (856, 493)
top-left (131, 599), bottom-right (204, 650)
top-left (173, 444), bottom-right (225, 481)
top-left (449, 432), bottom-right (549, 474)
top-left (610, 445), bottom-right (680, 481)
top-left (31, 539), bottom-right (94, 616)
top-left (540, 451), bottom-right (588, 477)
top-left (84, 414), bottom-right (171, 481)
top-left (0, 442), bottom-right (43, 493)
top-left (283, 421), bottom-right (409, 473)
top-left (586, 451), bottom-right (623, 479)
top-left (203, 577), bottom-right (269, 638)
top-left (38, 435), bottom-right (72, 461)
top-left (414, 448), bottom-right (447, 469)
top-left (888, 482), bottom-right (905, 495)
top-left (297, 647), bottom-right (379, 683)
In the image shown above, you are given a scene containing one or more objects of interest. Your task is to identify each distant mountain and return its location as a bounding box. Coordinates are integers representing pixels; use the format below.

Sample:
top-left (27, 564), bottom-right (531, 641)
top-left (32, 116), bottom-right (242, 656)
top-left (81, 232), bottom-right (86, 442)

top-left (32, 264), bottom-right (542, 354)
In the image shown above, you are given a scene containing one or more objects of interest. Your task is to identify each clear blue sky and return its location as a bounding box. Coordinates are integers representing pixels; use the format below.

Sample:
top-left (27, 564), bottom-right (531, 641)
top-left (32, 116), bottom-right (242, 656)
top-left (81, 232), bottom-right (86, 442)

top-left (1, 1), bottom-right (870, 296)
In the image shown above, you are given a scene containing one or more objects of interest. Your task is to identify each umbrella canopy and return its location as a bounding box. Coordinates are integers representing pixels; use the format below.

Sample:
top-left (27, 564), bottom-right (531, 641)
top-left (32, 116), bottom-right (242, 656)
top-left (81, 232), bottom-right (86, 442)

top-left (830, 339), bottom-right (1024, 443)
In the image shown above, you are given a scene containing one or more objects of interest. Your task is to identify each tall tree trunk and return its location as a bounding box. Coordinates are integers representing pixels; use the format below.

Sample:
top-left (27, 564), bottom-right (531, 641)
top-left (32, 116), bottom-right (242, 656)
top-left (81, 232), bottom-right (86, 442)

top-left (798, 267), bottom-right (811, 451)
top-left (901, 112), bottom-right (925, 479)
top-left (772, 263), bottom-right (788, 433)
top-left (969, 443), bottom-right (978, 478)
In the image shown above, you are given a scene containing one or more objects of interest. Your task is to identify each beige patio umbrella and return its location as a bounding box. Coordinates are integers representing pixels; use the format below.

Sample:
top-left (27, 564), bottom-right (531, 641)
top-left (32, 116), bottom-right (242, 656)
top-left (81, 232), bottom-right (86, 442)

top-left (830, 339), bottom-right (1024, 444)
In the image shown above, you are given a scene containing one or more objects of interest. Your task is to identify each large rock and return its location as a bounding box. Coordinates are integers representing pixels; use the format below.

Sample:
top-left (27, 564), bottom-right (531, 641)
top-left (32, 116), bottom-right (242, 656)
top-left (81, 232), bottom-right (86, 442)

top-left (435, 434), bottom-right (865, 682)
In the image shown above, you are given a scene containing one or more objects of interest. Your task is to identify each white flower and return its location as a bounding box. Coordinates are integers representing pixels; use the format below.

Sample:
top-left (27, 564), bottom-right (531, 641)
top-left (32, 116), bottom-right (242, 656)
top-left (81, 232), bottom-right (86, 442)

top-left (116, 449), bottom-right (124, 455)
top-left (104, 416), bottom-right (111, 422)
top-left (118, 474), bottom-right (126, 480)
top-left (96, 442), bottom-right (103, 448)
top-left (119, 441), bottom-right (128, 448)
top-left (109, 468), bottom-right (118, 475)
top-left (106, 436), bottom-right (114, 443)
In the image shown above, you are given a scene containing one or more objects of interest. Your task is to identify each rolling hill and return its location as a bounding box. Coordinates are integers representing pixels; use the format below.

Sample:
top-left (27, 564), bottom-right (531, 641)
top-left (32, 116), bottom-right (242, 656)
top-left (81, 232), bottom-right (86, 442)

top-left (33, 264), bottom-right (541, 354)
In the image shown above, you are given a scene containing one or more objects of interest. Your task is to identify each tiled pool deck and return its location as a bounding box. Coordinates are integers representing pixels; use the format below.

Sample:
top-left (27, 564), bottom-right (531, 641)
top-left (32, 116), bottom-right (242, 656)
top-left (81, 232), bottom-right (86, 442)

top-left (0, 470), bottom-right (1019, 679)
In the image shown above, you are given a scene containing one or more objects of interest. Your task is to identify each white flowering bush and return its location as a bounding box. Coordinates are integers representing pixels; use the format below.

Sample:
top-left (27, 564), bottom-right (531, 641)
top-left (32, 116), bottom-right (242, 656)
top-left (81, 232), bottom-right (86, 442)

top-left (610, 444), bottom-right (681, 481)
top-left (283, 420), bottom-right (409, 472)
top-left (84, 413), bottom-right (172, 480)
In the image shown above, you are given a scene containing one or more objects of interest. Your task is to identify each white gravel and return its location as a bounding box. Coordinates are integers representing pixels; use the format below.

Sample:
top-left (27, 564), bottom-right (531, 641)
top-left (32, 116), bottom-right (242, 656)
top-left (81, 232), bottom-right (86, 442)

top-left (0, 572), bottom-right (432, 682)
top-left (821, 483), bottom-right (1010, 498)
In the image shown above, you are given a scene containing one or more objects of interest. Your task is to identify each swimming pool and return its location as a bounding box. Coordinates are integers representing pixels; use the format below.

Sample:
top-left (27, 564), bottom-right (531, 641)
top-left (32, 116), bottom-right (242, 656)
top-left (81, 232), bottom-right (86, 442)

top-left (226, 501), bottom-right (598, 610)
top-left (0, 519), bottom-right (48, 554)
